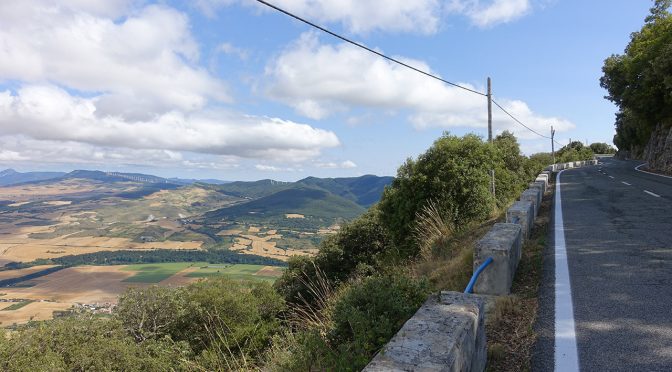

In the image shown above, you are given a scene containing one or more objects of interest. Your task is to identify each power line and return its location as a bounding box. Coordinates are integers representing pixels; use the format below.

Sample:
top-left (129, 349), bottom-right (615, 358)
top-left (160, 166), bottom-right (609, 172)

top-left (491, 98), bottom-right (553, 140)
top-left (255, 0), bottom-right (486, 97)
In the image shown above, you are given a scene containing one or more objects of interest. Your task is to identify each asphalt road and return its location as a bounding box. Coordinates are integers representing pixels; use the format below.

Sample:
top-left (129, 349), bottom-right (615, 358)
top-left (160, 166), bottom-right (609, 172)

top-left (533, 157), bottom-right (672, 371)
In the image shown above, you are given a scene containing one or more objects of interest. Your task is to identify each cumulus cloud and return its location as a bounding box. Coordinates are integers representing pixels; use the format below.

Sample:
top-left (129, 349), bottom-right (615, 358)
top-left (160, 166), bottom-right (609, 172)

top-left (315, 160), bottom-right (357, 169)
top-left (196, 0), bottom-right (442, 34)
top-left (0, 86), bottom-right (340, 162)
top-left (195, 0), bottom-right (531, 34)
top-left (0, 1), bottom-right (228, 120)
top-left (447, 0), bottom-right (531, 28)
top-left (265, 33), bottom-right (572, 138)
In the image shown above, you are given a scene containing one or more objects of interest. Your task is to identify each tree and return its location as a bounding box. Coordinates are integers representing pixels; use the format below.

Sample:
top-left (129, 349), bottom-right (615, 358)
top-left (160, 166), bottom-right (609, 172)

top-left (378, 133), bottom-right (496, 257)
top-left (600, 0), bottom-right (672, 154)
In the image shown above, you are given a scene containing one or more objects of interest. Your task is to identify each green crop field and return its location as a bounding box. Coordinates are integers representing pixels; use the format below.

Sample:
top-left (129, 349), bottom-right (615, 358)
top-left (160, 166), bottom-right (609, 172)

top-left (122, 262), bottom-right (207, 283)
top-left (187, 264), bottom-right (284, 282)
top-left (2, 301), bottom-right (33, 311)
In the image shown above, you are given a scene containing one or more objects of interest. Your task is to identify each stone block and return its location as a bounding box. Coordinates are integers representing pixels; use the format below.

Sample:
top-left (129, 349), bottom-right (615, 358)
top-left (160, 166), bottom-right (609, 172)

top-left (520, 188), bottom-right (541, 217)
top-left (473, 223), bottom-right (522, 295)
top-left (535, 174), bottom-right (549, 188)
top-left (364, 292), bottom-right (486, 372)
top-left (507, 200), bottom-right (534, 241)
top-left (529, 181), bottom-right (544, 196)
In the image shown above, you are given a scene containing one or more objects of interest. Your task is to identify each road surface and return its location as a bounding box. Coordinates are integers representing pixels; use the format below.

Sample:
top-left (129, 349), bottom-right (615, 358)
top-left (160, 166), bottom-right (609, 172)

top-left (534, 157), bottom-right (672, 371)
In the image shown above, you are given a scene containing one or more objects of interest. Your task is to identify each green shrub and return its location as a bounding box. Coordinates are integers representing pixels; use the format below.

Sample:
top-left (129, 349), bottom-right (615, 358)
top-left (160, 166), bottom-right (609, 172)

top-left (116, 277), bottom-right (285, 366)
top-left (274, 208), bottom-right (394, 305)
top-left (379, 133), bottom-right (497, 257)
top-left (0, 317), bottom-right (190, 371)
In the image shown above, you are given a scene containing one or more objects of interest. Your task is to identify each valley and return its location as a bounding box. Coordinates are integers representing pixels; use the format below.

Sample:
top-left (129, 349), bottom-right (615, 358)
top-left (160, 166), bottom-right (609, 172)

top-left (0, 168), bottom-right (391, 325)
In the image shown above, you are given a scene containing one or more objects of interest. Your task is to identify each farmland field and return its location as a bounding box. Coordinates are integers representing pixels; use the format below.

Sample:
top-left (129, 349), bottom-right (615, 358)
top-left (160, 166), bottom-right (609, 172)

top-left (186, 264), bottom-right (284, 282)
top-left (0, 262), bottom-right (284, 326)
top-left (122, 262), bottom-right (207, 283)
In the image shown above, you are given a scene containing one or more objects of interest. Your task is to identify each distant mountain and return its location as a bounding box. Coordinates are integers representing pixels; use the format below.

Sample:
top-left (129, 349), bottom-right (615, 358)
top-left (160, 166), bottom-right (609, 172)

top-left (296, 175), bottom-right (394, 207)
top-left (0, 169), bottom-right (65, 186)
top-left (63, 170), bottom-right (175, 185)
top-left (213, 175), bottom-right (393, 207)
top-left (168, 177), bottom-right (231, 185)
top-left (205, 175), bottom-right (393, 224)
top-left (206, 186), bottom-right (366, 221)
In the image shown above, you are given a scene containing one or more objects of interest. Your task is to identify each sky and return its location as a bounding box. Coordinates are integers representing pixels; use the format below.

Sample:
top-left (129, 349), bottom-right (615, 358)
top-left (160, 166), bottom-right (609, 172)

top-left (0, 0), bottom-right (654, 181)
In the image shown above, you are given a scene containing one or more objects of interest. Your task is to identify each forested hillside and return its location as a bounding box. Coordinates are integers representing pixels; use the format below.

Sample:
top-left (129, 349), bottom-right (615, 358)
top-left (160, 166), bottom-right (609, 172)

top-left (601, 0), bottom-right (672, 172)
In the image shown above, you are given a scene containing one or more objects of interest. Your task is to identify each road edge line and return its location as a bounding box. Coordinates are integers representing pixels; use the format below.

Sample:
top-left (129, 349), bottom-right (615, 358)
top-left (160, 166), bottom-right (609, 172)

top-left (635, 163), bottom-right (672, 179)
top-left (554, 170), bottom-right (580, 371)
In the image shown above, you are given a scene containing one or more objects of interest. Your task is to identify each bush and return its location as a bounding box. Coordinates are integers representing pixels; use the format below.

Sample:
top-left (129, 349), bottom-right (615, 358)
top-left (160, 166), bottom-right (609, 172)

top-left (116, 277), bottom-right (285, 367)
top-left (379, 133), bottom-right (497, 257)
top-left (266, 273), bottom-right (429, 371)
top-left (274, 208), bottom-right (394, 305)
top-left (0, 317), bottom-right (190, 371)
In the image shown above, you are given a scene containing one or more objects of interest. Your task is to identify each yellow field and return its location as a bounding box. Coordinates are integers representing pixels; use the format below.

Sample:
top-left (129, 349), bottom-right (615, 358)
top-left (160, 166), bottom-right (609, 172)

top-left (285, 213), bottom-right (305, 219)
top-left (0, 236), bottom-right (202, 262)
top-left (0, 265), bottom-right (56, 281)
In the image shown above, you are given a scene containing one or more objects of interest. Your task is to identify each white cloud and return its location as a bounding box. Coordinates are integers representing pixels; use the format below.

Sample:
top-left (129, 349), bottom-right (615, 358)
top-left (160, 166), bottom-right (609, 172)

top-left (265, 33), bottom-right (573, 138)
top-left (254, 164), bottom-right (301, 172)
top-left (217, 42), bottom-right (249, 60)
top-left (0, 1), bottom-right (228, 120)
top-left (447, 0), bottom-right (531, 28)
top-left (0, 85), bottom-right (340, 162)
top-left (197, 0), bottom-right (442, 34)
top-left (195, 0), bottom-right (532, 34)
top-left (315, 160), bottom-right (357, 169)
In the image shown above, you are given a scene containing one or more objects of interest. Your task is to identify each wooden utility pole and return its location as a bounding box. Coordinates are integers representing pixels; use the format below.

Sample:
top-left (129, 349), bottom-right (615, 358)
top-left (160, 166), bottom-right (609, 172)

top-left (551, 125), bottom-right (556, 164)
top-left (487, 77), bottom-right (495, 198)
top-left (487, 77), bottom-right (493, 143)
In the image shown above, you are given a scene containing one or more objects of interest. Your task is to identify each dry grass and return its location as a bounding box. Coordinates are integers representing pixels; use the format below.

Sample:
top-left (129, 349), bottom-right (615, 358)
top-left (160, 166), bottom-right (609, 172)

top-left (413, 200), bottom-right (455, 261)
top-left (412, 218), bottom-right (500, 292)
top-left (485, 180), bottom-right (552, 372)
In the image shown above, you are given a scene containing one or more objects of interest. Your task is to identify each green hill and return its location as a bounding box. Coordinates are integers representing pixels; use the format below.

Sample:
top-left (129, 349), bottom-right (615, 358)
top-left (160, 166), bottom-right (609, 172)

top-left (205, 186), bottom-right (365, 222)
top-left (213, 175), bottom-right (392, 207)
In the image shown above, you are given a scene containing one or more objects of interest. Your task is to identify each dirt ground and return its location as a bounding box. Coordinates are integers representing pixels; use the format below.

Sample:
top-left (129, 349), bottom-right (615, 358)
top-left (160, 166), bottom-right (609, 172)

top-left (0, 265), bottom-right (56, 281)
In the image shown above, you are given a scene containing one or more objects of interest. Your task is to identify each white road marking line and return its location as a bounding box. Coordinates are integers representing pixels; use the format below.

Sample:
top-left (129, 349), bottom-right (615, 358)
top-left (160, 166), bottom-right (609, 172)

top-left (644, 190), bottom-right (661, 198)
top-left (621, 181), bottom-right (631, 186)
top-left (635, 163), bottom-right (672, 179)
top-left (555, 170), bottom-right (580, 372)
top-left (608, 176), bottom-right (615, 179)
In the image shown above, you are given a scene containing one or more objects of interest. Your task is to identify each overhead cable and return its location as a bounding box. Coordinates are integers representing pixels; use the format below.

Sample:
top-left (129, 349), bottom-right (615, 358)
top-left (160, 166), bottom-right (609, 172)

top-left (255, 0), bottom-right (486, 97)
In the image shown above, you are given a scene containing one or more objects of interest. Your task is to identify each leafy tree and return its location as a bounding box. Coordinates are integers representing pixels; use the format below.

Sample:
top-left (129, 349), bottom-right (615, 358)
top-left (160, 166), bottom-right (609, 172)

top-left (0, 317), bottom-right (190, 371)
top-left (589, 142), bottom-right (617, 154)
top-left (378, 133), bottom-right (497, 257)
top-left (600, 0), bottom-right (672, 154)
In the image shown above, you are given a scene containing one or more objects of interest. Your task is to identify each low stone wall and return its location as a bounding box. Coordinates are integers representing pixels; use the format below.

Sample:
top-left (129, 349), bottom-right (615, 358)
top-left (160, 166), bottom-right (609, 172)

top-left (365, 291), bottom-right (486, 372)
top-left (506, 200), bottom-right (534, 241)
top-left (367, 159), bottom-right (597, 370)
top-left (473, 223), bottom-right (522, 295)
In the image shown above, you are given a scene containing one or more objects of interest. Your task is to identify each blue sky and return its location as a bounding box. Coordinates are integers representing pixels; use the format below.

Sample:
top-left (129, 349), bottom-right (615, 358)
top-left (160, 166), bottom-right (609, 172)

top-left (0, 0), bottom-right (653, 181)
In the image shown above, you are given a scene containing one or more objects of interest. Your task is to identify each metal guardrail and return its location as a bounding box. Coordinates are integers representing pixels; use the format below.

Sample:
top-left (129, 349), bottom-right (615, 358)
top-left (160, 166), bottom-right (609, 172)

top-left (464, 257), bottom-right (493, 294)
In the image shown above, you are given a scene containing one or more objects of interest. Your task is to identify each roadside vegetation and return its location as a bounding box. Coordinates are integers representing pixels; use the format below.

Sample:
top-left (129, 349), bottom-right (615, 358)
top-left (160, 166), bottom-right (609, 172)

top-left (601, 0), bottom-right (672, 156)
top-left (0, 131), bottom-right (583, 370)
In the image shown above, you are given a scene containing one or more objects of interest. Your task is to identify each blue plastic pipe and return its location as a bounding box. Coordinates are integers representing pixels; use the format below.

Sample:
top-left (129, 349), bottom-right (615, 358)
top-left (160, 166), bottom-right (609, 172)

top-left (464, 257), bottom-right (494, 294)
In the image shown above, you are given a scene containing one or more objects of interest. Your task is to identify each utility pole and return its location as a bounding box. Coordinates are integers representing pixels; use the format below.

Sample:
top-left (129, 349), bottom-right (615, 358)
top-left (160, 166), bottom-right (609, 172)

top-left (487, 77), bottom-right (495, 199)
top-left (551, 125), bottom-right (556, 164)
top-left (487, 77), bottom-right (493, 143)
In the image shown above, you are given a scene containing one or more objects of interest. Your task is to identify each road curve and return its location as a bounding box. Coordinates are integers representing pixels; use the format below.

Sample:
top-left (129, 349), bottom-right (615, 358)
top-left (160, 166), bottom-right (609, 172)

top-left (534, 157), bottom-right (672, 371)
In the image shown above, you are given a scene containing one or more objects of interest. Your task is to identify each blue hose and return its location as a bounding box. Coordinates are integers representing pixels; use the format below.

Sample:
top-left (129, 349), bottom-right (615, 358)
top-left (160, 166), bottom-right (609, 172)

top-left (464, 257), bottom-right (494, 294)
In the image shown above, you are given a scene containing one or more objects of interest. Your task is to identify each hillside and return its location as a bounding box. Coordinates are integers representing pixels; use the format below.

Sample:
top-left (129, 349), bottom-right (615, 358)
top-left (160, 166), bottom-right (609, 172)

top-left (213, 175), bottom-right (393, 206)
top-left (0, 169), bottom-right (65, 186)
top-left (206, 186), bottom-right (366, 221)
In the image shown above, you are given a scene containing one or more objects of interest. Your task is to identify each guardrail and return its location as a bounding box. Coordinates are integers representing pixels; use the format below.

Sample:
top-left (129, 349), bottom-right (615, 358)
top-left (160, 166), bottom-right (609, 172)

top-left (366, 159), bottom-right (599, 371)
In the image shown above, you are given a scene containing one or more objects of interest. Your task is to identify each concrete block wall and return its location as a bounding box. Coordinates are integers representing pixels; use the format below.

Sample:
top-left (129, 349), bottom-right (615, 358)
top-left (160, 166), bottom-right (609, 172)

top-left (367, 159), bottom-right (601, 371)
top-left (506, 200), bottom-right (535, 241)
top-left (520, 188), bottom-right (541, 218)
top-left (473, 223), bottom-right (522, 295)
top-left (365, 291), bottom-right (486, 372)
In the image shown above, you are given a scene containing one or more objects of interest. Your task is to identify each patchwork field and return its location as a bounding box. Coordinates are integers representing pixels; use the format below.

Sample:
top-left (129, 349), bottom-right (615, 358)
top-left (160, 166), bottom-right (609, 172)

top-left (0, 263), bottom-right (284, 326)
